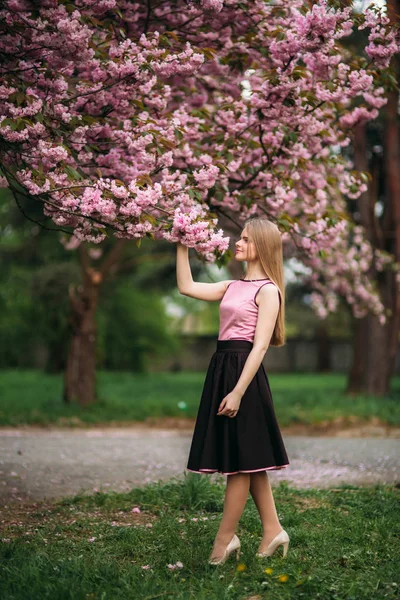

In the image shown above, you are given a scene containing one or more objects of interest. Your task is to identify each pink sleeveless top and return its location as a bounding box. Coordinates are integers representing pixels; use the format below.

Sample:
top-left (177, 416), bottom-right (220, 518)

top-left (218, 279), bottom-right (277, 342)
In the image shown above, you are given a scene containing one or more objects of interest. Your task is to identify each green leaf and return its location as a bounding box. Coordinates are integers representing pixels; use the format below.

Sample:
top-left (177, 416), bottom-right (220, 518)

top-left (16, 91), bottom-right (25, 106)
top-left (202, 47), bottom-right (218, 59)
top-left (193, 190), bottom-right (203, 201)
top-left (64, 165), bottom-right (83, 180)
top-left (279, 212), bottom-right (294, 224)
top-left (360, 171), bottom-right (371, 183)
top-left (15, 119), bottom-right (26, 132)
top-left (277, 217), bottom-right (292, 230)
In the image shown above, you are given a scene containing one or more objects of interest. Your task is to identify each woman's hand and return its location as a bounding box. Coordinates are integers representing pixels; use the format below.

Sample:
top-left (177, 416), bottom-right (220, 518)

top-left (217, 390), bottom-right (243, 418)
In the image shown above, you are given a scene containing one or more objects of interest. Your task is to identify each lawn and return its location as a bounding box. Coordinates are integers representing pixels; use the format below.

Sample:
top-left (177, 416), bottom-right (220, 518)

top-left (1, 475), bottom-right (398, 599)
top-left (0, 369), bottom-right (399, 427)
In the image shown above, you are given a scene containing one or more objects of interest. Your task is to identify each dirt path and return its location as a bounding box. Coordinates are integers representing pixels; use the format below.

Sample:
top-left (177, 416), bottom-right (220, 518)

top-left (1, 425), bottom-right (399, 505)
top-left (40, 415), bottom-right (400, 438)
top-left (131, 416), bottom-right (400, 438)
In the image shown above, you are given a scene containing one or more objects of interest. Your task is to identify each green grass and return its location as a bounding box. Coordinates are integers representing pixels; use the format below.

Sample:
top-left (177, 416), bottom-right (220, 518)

top-left (0, 369), bottom-right (399, 427)
top-left (1, 475), bottom-right (399, 599)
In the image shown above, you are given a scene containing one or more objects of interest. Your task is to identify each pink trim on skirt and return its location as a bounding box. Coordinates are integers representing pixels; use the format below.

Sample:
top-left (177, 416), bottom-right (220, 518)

top-left (186, 464), bottom-right (289, 475)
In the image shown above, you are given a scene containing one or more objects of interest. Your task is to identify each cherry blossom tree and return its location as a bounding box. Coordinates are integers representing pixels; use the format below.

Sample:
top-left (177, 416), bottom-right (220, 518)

top-left (1, 0), bottom-right (399, 402)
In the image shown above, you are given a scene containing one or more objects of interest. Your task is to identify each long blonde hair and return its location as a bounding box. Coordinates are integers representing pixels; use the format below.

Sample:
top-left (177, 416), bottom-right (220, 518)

top-left (244, 217), bottom-right (286, 347)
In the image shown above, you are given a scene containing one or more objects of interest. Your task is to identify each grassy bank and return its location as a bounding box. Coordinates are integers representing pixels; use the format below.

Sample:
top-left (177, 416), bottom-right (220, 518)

top-left (1, 475), bottom-right (399, 599)
top-left (0, 369), bottom-right (399, 428)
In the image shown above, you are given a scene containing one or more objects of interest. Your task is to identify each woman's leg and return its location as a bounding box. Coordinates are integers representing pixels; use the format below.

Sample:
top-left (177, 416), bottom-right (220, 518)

top-left (209, 473), bottom-right (250, 561)
top-left (249, 471), bottom-right (283, 552)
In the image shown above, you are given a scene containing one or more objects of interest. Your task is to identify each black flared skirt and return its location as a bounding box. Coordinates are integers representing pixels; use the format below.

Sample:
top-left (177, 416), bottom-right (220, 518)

top-left (186, 339), bottom-right (290, 475)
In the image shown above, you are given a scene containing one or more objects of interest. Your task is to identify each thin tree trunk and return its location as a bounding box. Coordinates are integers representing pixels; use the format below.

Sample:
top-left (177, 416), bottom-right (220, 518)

top-left (316, 322), bottom-right (330, 372)
top-left (346, 314), bottom-right (369, 394)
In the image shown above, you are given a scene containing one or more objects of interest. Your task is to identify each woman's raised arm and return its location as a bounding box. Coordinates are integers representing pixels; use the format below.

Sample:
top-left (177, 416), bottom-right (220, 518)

top-left (176, 242), bottom-right (233, 302)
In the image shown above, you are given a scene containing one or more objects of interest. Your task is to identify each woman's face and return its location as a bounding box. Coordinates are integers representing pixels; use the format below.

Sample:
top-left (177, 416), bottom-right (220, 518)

top-left (235, 228), bottom-right (256, 261)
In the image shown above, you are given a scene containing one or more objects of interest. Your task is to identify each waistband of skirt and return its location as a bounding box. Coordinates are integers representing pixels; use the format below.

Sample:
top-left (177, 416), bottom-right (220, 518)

top-left (216, 339), bottom-right (253, 352)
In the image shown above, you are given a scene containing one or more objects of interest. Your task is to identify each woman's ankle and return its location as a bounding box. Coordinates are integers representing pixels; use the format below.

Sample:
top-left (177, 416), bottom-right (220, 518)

top-left (262, 524), bottom-right (283, 536)
top-left (215, 531), bottom-right (236, 544)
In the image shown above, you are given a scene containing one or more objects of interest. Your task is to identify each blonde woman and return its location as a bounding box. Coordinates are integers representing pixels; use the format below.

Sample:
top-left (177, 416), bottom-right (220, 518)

top-left (176, 217), bottom-right (290, 565)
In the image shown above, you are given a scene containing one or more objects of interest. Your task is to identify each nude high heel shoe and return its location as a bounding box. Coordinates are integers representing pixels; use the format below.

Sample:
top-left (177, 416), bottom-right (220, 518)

top-left (256, 529), bottom-right (290, 558)
top-left (208, 534), bottom-right (241, 566)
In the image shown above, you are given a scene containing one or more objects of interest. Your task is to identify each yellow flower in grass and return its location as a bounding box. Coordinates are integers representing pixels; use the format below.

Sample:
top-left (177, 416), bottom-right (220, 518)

top-left (277, 574), bottom-right (289, 582)
top-left (236, 563), bottom-right (247, 572)
top-left (264, 568), bottom-right (273, 575)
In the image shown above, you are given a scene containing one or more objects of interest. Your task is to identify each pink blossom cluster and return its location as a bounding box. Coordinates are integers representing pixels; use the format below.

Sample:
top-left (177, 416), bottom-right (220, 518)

top-left (200, 0), bottom-right (223, 13)
top-left (359, 6), bottom-right (400, 68)
top-left (338, 172), bottom-right (368, 200)
top-left (163, 205), bottom-right (229, 260)
top-left (302, 224), bottom-right (387, 323)
top-left (150, 41), bottom-right (205, 78)
top-left (193, 165), bottom-right (220, 189)
top-left (374, 249), bottom-right (395, 273)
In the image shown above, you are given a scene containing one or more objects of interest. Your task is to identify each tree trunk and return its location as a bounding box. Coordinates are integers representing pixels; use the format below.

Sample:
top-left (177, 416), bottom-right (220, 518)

top-left (316, 322), bottom-right (330, 372)
top-left (63, 239), bottom-right (127, 405)
top-left (63, 273), bottom-right (99, 405)
top-left (346, 139), bottom-right (399, 396)
top-left (348, 273), bottom-right (398, 396)
top-left (346, 314), bottom-right (369, 394)
top-left (383, 13), bottom-right (400, 381)
top-left (346, 32), bottom-right (400, 397)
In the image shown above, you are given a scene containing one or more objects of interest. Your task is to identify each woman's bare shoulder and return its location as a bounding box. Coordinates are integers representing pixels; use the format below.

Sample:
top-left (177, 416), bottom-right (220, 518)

top-left (223, 279), bottom-right (239, 289)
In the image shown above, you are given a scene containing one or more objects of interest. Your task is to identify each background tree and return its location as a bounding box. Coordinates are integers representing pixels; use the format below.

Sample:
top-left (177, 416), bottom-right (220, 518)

top-left (340, 0), bottom-right (400, 396)
top-left (0, 187), bottom-right (185, 401)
